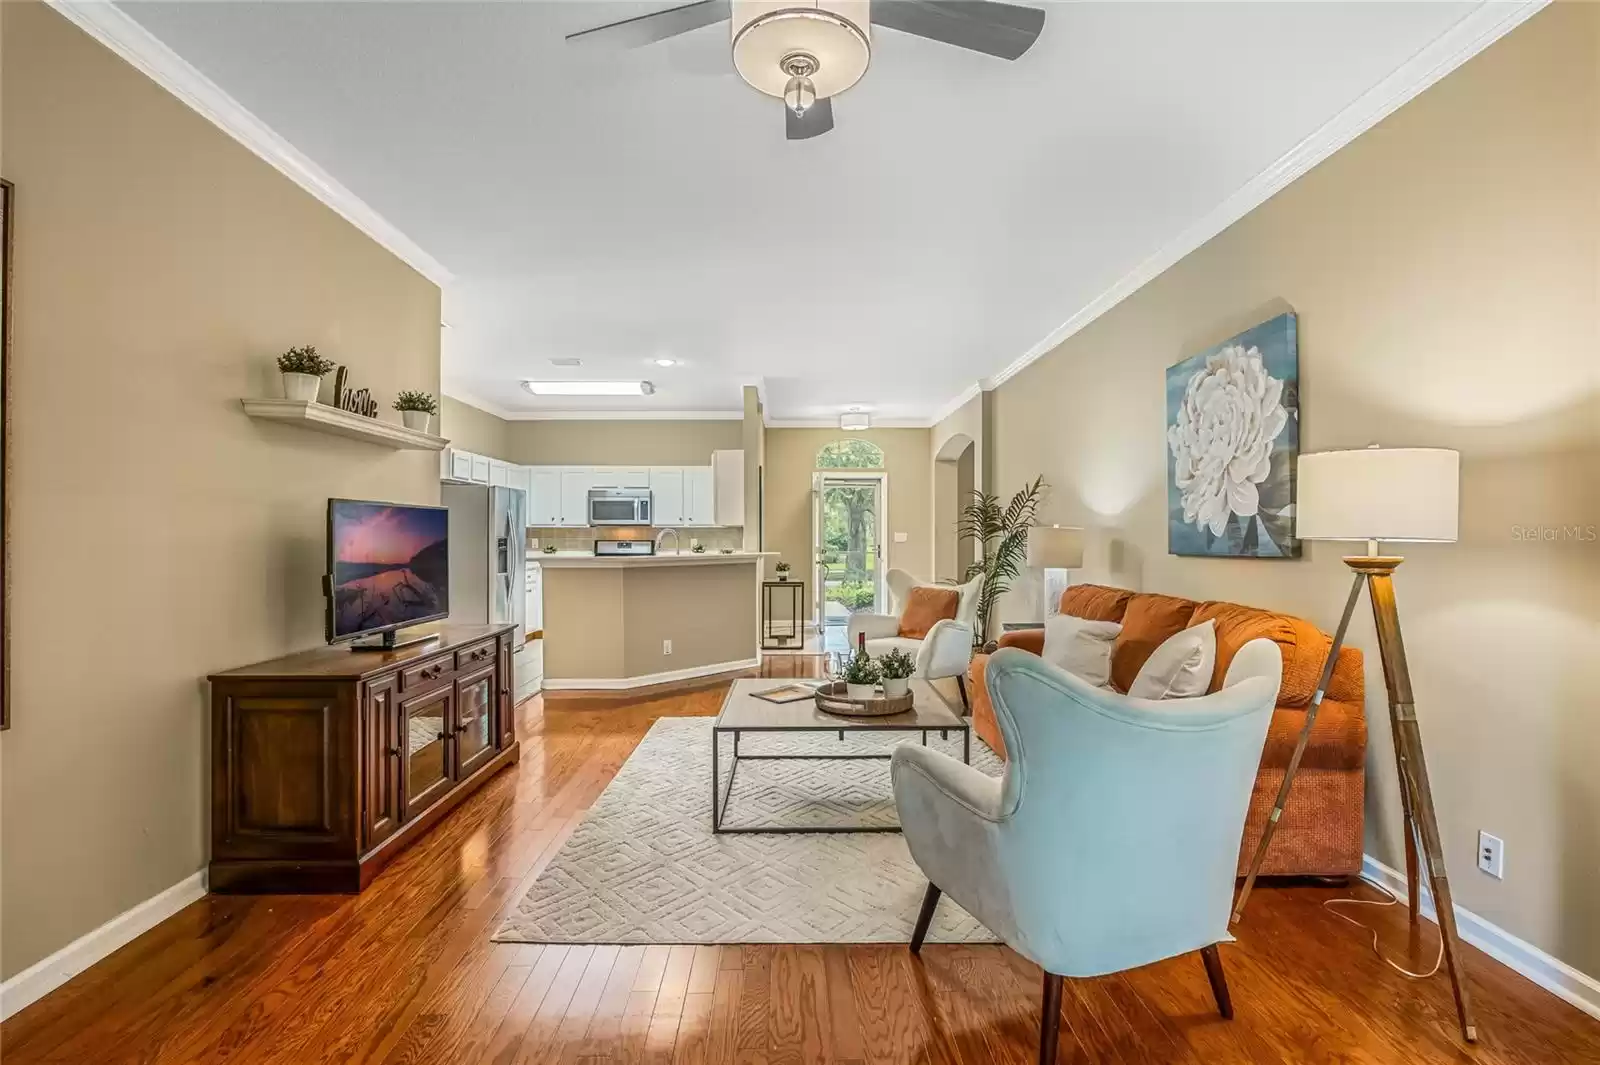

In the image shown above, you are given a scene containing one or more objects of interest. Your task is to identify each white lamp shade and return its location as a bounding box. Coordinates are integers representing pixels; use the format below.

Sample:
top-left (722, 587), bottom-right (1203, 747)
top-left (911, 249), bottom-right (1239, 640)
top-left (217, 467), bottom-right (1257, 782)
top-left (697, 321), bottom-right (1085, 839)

top-left (1296, 448), bottom-right (1460, 543)
top-left (1027, 526), bottom-right (1085, 569)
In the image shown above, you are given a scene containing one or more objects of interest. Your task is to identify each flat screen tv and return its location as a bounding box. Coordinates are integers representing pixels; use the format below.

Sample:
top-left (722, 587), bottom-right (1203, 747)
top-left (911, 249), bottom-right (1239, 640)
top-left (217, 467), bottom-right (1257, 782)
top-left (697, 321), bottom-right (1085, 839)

top-left (326, 499), bottom-right (449, 647)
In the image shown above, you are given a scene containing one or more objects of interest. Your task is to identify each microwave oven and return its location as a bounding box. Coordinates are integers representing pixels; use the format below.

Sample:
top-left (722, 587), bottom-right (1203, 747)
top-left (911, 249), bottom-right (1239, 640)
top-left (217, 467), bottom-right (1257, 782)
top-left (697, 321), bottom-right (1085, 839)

top-left (587, 487), bottom-right (652, 526)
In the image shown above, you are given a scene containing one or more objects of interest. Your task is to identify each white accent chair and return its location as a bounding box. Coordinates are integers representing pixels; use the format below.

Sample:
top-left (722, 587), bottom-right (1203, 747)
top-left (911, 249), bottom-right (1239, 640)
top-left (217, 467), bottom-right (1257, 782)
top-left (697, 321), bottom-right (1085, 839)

top-left (891, 639), bottom-right (1284, 1065)
top-left (845, 570), bottom-right (981, 709)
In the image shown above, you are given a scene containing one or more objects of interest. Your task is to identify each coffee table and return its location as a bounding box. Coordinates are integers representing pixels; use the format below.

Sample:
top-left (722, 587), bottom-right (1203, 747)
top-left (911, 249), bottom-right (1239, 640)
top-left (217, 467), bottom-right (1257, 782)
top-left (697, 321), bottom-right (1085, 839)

top-left (711, 677), bottom-right (970, 834)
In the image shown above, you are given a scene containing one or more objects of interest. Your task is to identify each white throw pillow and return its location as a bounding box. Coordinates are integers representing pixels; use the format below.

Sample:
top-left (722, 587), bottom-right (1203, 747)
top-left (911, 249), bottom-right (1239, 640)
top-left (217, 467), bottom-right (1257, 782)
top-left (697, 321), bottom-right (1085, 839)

top-left (1128, 619), bottom-right (1218, 700)
top-left (1041, 616), bottom-right (1123, 689)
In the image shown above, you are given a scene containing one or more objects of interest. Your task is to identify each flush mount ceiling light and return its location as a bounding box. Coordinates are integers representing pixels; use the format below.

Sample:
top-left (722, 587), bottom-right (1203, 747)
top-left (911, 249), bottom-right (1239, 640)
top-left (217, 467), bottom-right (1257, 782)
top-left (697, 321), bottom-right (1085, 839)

top-left (840, 411), bottom-right (871, 431)
top-left (653, 357), bottom-right (679, 367)
top-left (567, 0), bottom-right (1045, 141)
top-left (522, 380), bottom-right (656, 396)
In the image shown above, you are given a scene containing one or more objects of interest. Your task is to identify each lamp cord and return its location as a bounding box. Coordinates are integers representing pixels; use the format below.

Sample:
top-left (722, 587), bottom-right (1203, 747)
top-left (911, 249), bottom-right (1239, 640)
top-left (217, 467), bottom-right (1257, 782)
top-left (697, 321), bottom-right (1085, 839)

top-left (1319, 826), bottom-right (1444, 980)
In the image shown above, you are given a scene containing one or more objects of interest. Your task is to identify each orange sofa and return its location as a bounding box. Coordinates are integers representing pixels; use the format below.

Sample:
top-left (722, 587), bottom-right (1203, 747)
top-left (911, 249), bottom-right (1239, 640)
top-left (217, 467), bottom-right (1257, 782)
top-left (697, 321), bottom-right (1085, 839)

top-left (966, 584), bottom-right (1366, 877)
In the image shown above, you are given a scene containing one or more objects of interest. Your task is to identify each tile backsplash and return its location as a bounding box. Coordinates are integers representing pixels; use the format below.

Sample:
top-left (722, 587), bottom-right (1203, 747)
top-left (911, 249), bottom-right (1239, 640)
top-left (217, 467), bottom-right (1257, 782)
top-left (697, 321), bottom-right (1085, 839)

top-left (526, 527), bottom-right (744, 553)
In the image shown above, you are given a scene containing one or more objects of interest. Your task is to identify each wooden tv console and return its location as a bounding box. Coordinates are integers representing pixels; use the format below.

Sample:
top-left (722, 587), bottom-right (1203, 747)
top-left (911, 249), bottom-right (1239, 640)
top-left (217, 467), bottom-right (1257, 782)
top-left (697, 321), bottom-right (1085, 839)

top-left (208, 623), bottom-right (520, 893)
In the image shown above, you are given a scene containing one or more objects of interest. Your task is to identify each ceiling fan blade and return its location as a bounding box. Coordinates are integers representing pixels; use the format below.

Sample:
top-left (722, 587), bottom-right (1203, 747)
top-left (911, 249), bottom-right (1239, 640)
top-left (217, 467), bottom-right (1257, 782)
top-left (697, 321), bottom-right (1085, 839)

top-left (786, 97), bottom-right (835, 140)
top-left (872, 1), bottom-right (1045, 60)
top-left (566, 0), bottom-right (731, 49)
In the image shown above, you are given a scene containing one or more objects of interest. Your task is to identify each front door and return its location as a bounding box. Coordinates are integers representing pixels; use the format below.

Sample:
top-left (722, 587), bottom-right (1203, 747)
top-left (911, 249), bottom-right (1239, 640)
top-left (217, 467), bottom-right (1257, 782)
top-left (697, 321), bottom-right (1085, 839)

top-left (812, 473), bottom-right (885, 653)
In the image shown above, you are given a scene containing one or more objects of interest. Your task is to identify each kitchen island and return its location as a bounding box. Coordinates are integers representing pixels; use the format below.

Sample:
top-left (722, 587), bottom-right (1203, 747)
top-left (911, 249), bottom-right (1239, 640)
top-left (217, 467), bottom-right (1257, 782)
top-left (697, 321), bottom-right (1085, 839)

top-left (534, 551), bottom-right (776, 691)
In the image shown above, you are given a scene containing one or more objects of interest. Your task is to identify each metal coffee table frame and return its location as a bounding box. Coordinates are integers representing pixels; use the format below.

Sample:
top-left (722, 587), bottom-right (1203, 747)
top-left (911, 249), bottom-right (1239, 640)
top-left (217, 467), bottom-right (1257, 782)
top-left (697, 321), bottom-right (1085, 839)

top-left (711, 717), bottom-right (971, 835)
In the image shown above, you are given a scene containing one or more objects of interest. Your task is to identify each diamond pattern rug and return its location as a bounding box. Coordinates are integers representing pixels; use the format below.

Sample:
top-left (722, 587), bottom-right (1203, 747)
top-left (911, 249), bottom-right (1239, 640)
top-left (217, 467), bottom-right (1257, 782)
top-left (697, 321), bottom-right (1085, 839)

top-left (494, 716), bottom-right (1004, 945)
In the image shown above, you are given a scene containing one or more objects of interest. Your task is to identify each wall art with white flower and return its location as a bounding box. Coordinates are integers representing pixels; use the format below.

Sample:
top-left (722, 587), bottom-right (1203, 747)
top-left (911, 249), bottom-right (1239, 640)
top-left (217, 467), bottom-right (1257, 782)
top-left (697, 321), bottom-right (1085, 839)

top-left (1165, 312), bottom-right (1300, 558)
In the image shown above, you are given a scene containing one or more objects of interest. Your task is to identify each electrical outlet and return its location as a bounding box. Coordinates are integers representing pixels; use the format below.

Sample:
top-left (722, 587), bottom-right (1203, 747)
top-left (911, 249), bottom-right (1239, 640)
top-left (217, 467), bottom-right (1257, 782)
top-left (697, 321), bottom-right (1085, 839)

top-left (663, 639), bottom-right (673, 656)
top-left (1478, 831), bottom-right (1504, 879)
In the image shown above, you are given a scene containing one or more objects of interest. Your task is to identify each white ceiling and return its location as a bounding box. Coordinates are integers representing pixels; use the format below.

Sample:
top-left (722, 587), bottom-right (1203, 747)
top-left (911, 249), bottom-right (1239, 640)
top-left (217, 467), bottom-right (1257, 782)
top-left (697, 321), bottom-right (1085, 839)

top-left (117, 0), bottom-right (1488, 421)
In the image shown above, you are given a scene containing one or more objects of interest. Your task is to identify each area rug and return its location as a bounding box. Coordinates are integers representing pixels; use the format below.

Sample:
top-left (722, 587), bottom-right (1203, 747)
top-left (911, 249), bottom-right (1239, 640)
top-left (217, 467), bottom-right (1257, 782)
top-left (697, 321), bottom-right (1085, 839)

top-left (494, 717), bottom-right (1003, 945)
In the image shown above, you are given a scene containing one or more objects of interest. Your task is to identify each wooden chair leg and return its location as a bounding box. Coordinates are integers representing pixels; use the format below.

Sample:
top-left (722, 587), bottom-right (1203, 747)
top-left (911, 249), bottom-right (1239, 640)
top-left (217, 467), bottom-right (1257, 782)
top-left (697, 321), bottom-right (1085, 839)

top-left (1039, 971), bottom-right (1063, 1065)
top-left (1200, 945), bottom-right (1233, 1019)
top-left (909, 883), bottom-right (941, 954)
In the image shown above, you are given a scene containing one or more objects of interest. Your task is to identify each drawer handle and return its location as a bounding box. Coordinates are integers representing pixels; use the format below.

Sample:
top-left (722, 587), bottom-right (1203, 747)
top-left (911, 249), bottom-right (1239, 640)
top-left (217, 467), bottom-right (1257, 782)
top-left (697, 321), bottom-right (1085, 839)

top-left (456, 723), bottom-right (469, 734)
top-left (387, 746), bottom-right (400, 758)
top-left (436, 730), bottom-right (447, 741)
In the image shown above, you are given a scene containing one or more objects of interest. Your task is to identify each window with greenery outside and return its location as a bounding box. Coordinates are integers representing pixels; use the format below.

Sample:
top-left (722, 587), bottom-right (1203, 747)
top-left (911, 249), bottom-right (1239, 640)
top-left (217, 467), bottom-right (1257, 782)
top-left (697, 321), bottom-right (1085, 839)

top-left (815, 439), bottom-right (884, 469)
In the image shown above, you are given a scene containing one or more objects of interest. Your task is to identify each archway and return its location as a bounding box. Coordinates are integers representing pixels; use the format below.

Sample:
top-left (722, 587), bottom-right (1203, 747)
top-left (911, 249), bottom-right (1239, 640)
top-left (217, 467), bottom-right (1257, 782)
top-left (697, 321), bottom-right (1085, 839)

top-left (933, 433), bottom-right (976, 583)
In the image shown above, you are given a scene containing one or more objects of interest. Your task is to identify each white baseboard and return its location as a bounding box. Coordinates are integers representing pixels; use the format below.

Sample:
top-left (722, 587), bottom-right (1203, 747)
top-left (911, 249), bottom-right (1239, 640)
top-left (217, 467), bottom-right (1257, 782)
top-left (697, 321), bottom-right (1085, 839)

top-left (0, 869), bottom-right (208, 1022)
top-left (1361, 855), bottom-right (1600, 1022)
top-left (540, 657), bottom-right (761, 692)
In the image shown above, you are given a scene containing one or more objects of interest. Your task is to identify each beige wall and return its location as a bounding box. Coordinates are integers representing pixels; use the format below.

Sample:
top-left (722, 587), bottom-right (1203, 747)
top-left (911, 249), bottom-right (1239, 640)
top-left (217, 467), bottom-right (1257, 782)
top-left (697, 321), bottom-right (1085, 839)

top-left (0, 3), bottom-right (442, 979)
top-left (931, 394), bottom-right (984, 583)
top-left (763, 428), bottom-right (934, 607)
top-left (541, 563), bottom-right (758, 681)
top-left (990, 5), bottom-right (1599, 976)
top-left (441, 395), bottom-right (512, 460)
top-left (507, 419), bottom-right (741, 466)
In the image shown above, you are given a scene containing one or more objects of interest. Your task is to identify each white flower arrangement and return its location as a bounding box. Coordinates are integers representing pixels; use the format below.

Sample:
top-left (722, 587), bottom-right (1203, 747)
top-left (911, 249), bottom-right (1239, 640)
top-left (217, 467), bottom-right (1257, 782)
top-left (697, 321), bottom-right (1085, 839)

top-left (1166, 344), bottom-right (1290, 537)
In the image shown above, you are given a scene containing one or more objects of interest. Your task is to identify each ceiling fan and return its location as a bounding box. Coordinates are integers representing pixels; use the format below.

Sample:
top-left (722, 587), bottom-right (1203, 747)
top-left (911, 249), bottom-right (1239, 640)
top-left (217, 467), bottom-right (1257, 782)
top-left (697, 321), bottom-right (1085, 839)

top-left (567, 0), bottom-right (1046, 140)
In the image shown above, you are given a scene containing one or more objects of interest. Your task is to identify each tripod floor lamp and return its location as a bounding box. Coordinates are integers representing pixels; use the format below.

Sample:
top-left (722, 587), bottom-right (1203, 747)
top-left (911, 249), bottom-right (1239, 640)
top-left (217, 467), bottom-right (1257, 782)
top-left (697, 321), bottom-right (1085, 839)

top-left (1230, 445), bottom-right (1478, 1043)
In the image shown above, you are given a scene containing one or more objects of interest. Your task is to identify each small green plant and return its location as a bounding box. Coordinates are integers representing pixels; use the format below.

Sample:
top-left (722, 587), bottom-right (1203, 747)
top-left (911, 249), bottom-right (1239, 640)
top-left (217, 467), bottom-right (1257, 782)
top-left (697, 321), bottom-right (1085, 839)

top-left (841, 651), bottom-right (880, 686)
top-left (691, 544), bottom-right (707, 554)
top-left (878, 648), bottom-right (915, 681)
top-left (774, 561), bottom-right (791, 574)
top-left (393, 390), bottom-right (438, 415)
top-left (277, 345), bottom-right (336, 376)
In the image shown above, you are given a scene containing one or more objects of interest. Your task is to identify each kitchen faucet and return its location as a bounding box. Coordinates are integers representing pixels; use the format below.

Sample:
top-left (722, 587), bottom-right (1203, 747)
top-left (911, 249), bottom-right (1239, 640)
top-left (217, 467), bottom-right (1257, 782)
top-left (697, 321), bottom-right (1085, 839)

top-left (654, 528), bottom-right (681, 555)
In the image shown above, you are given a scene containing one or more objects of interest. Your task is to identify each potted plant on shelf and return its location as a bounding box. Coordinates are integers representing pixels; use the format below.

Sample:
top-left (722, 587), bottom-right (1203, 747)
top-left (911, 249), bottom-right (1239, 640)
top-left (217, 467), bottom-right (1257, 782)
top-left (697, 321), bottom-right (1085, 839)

top-left (277, 345), bottom-right (335, 402)
top-left (841, 650), bottom-right (881, 702)
top-left (393, 390), bottom-right (439, 433)
top-left (878, 648), bottom-right (915, 698)
top-left (774, 561), bottom-right (791, 581)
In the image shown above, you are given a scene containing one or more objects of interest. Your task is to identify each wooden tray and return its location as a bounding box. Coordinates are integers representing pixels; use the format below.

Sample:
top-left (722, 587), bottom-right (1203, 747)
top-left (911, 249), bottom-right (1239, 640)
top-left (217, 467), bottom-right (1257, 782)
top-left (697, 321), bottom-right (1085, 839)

top-left (814, 682), bottom-right (915, 718)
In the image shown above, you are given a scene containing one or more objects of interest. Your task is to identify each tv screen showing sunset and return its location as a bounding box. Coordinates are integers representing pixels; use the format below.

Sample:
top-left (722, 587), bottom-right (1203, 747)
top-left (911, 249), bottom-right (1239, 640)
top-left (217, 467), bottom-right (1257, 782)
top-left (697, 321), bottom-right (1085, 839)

top-left (329, 501), bottom-right (449, 639)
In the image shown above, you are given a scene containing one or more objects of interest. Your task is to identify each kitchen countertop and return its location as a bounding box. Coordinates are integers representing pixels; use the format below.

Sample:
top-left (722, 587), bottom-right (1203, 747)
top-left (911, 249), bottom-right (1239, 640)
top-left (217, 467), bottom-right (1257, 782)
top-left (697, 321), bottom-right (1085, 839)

top-left (528, 550), bottom-right (776, 568)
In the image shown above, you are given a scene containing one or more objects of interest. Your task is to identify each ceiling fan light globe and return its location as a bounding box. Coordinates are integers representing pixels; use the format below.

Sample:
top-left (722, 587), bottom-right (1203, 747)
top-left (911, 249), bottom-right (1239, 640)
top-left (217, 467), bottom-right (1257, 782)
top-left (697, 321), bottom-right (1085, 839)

top-left (783, 75), bottom-right (816, 116)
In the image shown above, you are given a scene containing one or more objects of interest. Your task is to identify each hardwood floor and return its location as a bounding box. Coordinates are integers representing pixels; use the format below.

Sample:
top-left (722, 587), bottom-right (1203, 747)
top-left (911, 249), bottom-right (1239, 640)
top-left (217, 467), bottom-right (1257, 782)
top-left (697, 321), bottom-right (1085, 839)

top-left (3, 658), bottom-right (1596, 1064)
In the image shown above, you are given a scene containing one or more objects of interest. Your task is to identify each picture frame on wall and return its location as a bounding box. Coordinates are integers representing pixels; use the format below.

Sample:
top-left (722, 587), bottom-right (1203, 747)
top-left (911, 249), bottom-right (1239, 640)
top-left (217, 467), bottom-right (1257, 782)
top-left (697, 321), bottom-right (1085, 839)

top-left (1165, 311), bottom-right (1301, 559)
top-left (2, 178), bottom-right (12, 729)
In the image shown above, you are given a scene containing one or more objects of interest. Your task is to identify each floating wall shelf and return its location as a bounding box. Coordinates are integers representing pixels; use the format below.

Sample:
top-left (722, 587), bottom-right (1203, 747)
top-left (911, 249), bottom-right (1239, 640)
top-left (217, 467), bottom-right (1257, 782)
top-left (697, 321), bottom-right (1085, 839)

top-left (240, 399), bottom-right (450, 451)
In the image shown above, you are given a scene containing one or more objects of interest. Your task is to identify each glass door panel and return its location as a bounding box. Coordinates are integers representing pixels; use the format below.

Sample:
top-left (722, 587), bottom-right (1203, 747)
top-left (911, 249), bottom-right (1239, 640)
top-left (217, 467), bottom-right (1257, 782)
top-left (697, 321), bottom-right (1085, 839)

top-left (815, 477), bottom-right (882, 652)
top-left (456, 666), bottom-right (496, 776)
top-left (400, 686), bottom-right (454, 820)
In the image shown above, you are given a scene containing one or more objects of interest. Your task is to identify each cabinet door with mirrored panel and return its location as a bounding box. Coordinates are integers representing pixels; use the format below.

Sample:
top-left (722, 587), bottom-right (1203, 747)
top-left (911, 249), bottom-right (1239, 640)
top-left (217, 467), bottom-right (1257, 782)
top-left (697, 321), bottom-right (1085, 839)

top-left (399, 684), bottom-right (456, 821)
top-left (455, 663), bottom-right (497, 778)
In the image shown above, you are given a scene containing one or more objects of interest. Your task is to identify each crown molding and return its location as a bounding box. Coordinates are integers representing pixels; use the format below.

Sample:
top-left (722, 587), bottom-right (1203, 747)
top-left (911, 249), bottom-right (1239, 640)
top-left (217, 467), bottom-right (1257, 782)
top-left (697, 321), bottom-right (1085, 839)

top-left (47, 0), bottom-right (453, 289)
top-left (974, 0), bottom-right (1548, 396)
top-left (925, 382), bottom-right (983, 428)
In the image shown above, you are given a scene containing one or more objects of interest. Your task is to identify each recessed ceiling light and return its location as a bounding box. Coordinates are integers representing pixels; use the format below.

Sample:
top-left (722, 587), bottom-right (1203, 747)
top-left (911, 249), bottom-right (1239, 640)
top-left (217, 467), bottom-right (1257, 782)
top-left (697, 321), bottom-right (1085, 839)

top-left (653, 358), bottom-right (678, 367)
top-left (523, 380), bottom-right (655, 397)
top-left (550, 357), bottom-right (583, 367)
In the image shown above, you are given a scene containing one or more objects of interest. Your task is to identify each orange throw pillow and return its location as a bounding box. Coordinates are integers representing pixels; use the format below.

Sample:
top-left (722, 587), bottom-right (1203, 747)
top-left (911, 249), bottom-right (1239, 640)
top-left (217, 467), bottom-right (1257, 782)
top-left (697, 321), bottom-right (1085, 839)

top-left (898, 586), bottom-right (960, 639)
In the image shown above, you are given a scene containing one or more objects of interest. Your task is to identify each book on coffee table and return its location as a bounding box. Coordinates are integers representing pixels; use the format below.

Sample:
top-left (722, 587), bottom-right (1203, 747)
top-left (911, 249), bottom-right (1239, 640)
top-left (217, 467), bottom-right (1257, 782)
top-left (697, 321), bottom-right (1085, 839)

top-left (749, 683), bottom-right (821, 704)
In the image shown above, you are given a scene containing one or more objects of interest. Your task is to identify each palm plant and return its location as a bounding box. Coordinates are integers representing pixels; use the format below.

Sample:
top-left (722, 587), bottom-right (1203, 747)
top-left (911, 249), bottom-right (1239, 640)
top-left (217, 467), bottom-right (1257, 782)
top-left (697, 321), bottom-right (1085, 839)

top-left (957, 476), bottom-right (1046, 644)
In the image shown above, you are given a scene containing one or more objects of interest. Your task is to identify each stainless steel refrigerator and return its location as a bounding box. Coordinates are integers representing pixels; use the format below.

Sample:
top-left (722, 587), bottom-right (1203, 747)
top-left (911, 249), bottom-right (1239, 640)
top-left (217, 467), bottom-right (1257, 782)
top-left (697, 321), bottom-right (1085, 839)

top-left (442, 484), bottom-right (525, 646)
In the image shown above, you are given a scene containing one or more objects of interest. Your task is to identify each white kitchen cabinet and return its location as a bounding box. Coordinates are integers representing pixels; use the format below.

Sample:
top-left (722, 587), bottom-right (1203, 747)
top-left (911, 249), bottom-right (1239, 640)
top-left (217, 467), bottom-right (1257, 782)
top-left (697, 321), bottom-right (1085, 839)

top-left (649, 468), bottom-right (684, 526)
top-left (524, 563), bottom-right (543, 636)
top-left (445, 448), bottom-right (475, 482)
top-left (590, 467), bottom-right (650, 489)
top-left (527, 468), bottom-right (561, 526)
top-left (489, 460), bottom-right (512, 488)
top-left (469, 453), bottom-right (492, 485)
top-left (712, 449), bottom-right (745, 527)
top-left (559, 468), bottom-right (594, 526)
top-left (684, 467), bottom-right (715, 526)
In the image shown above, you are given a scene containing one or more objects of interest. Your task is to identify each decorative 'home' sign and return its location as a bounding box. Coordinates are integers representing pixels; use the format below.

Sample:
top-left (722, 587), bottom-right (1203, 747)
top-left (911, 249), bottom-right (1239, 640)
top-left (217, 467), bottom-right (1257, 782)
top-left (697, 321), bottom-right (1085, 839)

top-left (332, 366), bottom-right (379, 419)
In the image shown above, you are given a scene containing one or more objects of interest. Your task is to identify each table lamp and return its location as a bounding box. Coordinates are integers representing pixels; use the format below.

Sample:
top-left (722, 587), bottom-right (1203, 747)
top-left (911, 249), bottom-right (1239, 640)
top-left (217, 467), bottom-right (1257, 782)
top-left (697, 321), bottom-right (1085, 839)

top-left (1230, 445), bottom-right (1477, 1042)
top-left (1026, 526), bottom-right (1084, 619)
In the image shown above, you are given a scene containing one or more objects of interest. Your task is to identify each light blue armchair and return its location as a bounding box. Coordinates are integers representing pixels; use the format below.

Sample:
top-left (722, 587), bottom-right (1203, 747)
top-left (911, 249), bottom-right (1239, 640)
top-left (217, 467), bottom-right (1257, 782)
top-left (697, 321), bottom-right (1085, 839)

top-left (890, 640), bottom-right (1283, 1065)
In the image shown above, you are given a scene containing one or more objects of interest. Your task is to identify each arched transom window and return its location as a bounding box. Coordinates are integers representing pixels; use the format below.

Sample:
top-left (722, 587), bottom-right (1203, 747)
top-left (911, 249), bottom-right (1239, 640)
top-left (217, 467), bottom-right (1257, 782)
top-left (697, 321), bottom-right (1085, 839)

top-left (815, 439), bottom-right (884, 469)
